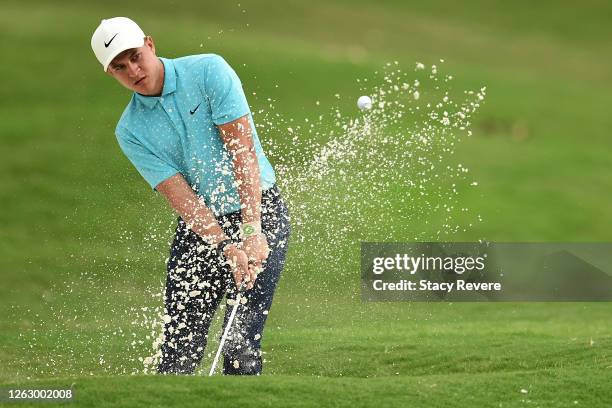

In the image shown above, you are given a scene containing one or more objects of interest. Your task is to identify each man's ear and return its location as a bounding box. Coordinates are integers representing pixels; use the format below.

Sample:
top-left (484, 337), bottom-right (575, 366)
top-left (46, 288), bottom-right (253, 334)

top-left (145, 36), bottom-right (156, 55)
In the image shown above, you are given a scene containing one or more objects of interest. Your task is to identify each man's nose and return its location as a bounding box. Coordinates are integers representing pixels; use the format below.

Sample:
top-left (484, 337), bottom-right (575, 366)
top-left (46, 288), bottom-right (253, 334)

top-left (127, 61), bottom-right (140, 77)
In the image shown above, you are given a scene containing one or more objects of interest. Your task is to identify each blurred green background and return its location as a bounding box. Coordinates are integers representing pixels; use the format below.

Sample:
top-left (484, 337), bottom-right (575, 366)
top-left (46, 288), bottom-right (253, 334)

top-left (1, 0), bottom-right (611, 406)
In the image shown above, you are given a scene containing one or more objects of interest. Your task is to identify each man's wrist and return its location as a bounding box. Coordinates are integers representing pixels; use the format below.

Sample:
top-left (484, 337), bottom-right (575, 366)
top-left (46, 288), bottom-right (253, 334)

top-left (216, 238), bottom-right (234, 256)
top-left (240, 221), bottom-right (261, 240)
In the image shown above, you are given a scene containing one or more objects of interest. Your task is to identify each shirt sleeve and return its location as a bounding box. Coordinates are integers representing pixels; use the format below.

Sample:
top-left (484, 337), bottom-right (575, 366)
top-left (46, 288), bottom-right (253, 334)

top-left (203, 55), bottom-right (251, 125)
top-left (115, 127), bottom-right (179, 190)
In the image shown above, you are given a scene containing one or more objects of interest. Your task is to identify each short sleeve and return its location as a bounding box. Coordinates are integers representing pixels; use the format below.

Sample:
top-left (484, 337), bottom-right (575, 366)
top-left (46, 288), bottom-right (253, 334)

top-left (203, 55), bottom-right (250, 125)
top-left (116, 127), bottom-right (179, 190)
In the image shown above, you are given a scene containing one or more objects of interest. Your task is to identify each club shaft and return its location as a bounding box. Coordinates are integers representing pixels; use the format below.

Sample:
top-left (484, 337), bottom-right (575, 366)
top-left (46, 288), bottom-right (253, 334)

top-left (209, 292), bottom-right (243, 376)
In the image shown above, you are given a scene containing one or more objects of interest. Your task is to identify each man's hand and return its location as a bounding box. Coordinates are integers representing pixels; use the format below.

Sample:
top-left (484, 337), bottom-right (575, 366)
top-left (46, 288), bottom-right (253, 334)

top-left (243, 233), bottom-right (270, 280)
top-left (223, 244), bottom-right (252, 290)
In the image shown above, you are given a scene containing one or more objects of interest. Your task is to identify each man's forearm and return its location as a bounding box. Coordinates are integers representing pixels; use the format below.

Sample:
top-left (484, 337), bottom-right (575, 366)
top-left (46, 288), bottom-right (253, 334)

top-left (218, 116), bottom-right (262, 226)
top-left (233, 150), bottom-right (261, 225)
top-left (182, 200), bottom-right (229, 244)
top-left (156, 173), bottom-right (229, 245)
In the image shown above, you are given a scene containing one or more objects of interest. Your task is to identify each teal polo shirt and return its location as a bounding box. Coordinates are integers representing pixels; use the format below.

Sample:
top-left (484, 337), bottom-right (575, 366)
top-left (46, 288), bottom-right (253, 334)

top-left (115, 54), bottom-right (276, 216)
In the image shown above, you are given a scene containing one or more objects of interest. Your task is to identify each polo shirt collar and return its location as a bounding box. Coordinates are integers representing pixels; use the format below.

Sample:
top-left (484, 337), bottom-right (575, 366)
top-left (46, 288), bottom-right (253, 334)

top-left (134, 57), bottom-right (176, 109)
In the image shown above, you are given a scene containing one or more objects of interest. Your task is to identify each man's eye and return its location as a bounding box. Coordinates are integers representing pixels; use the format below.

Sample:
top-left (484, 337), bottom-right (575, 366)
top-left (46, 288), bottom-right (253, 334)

top-left (131, 53), bottom-right (141, 62)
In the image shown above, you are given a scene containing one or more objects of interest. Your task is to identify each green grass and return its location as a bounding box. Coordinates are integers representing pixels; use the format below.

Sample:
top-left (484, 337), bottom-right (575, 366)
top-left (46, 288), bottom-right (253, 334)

top-left (1, 0), bottom-right (612, 406)
top-left (4, 368), bottom-right (612, 408)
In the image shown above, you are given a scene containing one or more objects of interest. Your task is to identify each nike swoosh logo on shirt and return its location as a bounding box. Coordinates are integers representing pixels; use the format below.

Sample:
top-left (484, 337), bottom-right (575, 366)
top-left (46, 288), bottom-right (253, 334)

top-left (104, 33), bottom-right (118, 48)
top-left (190, 102), bottom-right (202, 115)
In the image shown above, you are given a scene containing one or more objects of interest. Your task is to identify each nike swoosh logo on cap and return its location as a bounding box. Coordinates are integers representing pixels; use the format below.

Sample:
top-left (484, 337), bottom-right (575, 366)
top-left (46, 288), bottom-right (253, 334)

top-left (190, 103), bottom-right (202, 115)
top-left (104, 33), bottom-right (118, 48)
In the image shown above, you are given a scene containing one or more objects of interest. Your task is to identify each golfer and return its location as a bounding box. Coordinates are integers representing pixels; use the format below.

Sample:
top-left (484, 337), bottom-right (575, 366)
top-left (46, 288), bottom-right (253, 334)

top-left (91, 17), bottom-right (290, 375)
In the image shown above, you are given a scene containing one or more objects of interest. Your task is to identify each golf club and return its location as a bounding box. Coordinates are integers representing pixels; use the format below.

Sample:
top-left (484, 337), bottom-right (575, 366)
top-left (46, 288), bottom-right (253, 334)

top-left (209, 281), bottom-right (247, 376)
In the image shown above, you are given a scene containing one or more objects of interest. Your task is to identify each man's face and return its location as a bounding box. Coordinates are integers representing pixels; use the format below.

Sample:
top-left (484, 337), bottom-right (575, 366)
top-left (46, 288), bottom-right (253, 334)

top-left (107, 36), bottom-right (164, 96)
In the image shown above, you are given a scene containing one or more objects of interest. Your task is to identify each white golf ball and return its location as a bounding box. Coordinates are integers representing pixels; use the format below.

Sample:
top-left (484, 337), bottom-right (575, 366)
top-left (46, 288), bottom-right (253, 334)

top-left (357, 95), bottom-right (372, 111)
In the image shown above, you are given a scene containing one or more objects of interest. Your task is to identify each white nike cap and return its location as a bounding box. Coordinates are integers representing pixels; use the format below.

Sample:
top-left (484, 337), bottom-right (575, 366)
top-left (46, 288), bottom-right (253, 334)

top-left (91, 17), bottom-right (146, 71)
